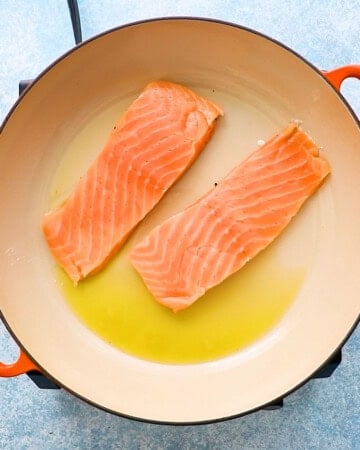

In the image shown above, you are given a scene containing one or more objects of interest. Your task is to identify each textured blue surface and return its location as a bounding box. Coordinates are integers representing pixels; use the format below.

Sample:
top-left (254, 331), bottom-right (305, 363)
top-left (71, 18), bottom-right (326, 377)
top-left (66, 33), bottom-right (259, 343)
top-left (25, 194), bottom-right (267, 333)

top-left (0, 1), bottom-right (359, 448)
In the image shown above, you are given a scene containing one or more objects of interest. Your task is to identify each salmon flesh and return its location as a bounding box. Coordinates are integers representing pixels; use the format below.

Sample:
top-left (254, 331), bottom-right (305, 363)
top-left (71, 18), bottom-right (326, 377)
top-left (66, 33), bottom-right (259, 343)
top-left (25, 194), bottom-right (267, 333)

top-left (43, 81), bottom-right (223, 283)
top-left (130, 124), bottom-right (330, 312)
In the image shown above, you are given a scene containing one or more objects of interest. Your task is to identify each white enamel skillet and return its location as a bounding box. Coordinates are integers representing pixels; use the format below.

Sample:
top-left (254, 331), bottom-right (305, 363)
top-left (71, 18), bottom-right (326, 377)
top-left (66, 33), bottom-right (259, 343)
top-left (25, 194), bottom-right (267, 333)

top-left (0, 18), bottom-right (359, 424)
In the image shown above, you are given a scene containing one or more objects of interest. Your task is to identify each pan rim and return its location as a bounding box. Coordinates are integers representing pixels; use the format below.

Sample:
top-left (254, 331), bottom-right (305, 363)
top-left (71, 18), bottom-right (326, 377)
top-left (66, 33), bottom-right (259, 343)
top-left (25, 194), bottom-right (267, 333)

top-left (1, 310), bottom-right (359, 425)
top-left (0, 16), bottom-right (359, 425)
top-left (1, 16), bottom-right (359, 133)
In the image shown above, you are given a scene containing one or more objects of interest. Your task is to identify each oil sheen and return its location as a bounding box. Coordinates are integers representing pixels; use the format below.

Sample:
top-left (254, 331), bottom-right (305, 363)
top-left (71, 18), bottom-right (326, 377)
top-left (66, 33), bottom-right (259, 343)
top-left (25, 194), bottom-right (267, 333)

top-left (57, 247), bottom-right (304, 364)
top-left (50, 87), bottom-right (309, 364)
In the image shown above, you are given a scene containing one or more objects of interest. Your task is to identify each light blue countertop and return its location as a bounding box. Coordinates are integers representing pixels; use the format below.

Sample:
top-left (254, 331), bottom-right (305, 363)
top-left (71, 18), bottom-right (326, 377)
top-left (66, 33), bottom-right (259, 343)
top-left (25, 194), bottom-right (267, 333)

top-left (0, 1), bottom-right (359, 449)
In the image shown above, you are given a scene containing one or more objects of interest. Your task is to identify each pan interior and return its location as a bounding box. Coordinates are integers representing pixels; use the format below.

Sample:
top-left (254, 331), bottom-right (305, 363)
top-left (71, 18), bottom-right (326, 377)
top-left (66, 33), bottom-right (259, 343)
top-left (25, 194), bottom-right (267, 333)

top-left (51, 86), bottom-right (308, 364)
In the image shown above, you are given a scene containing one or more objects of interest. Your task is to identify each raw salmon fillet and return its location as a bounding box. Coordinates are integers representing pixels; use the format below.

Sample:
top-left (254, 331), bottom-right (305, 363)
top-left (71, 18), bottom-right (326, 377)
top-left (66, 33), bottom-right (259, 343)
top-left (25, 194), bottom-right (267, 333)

top-left (43, 81), bottom-right (222, 283)
top-left (130, 124), bottom-right (330, 312)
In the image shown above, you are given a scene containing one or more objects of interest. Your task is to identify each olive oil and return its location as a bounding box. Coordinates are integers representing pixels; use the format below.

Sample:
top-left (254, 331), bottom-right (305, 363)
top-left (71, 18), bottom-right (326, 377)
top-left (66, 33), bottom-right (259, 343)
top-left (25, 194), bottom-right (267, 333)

top-left (57, 244), bottom-right (304, 364)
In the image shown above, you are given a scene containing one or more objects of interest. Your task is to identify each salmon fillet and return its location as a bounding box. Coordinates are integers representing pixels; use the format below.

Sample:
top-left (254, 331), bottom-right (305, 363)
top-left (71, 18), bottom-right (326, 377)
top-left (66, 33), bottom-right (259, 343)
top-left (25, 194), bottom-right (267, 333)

top-left (43, 81), bottom-right (222, 283)
top-left (130, 124), bottom-right (331, 312)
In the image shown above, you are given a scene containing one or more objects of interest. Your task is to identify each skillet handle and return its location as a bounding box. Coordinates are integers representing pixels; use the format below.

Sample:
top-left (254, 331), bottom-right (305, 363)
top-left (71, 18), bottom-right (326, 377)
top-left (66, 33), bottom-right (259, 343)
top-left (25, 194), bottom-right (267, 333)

top-left (0, 350), bottom-right (39, 377)
top-left (322, 65), bottom-right (360, 90)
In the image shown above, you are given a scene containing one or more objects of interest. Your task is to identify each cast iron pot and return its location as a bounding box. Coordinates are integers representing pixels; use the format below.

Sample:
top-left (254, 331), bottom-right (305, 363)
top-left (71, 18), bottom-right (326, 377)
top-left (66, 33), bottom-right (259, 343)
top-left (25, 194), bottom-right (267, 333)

top-left (0, 18), bottom-right (359, 424)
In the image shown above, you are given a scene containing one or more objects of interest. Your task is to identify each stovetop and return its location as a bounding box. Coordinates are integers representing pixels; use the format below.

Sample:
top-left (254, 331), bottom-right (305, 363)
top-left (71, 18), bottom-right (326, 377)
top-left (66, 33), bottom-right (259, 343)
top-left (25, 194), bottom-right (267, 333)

top-left (1, 1), bottom-right (359, 448)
